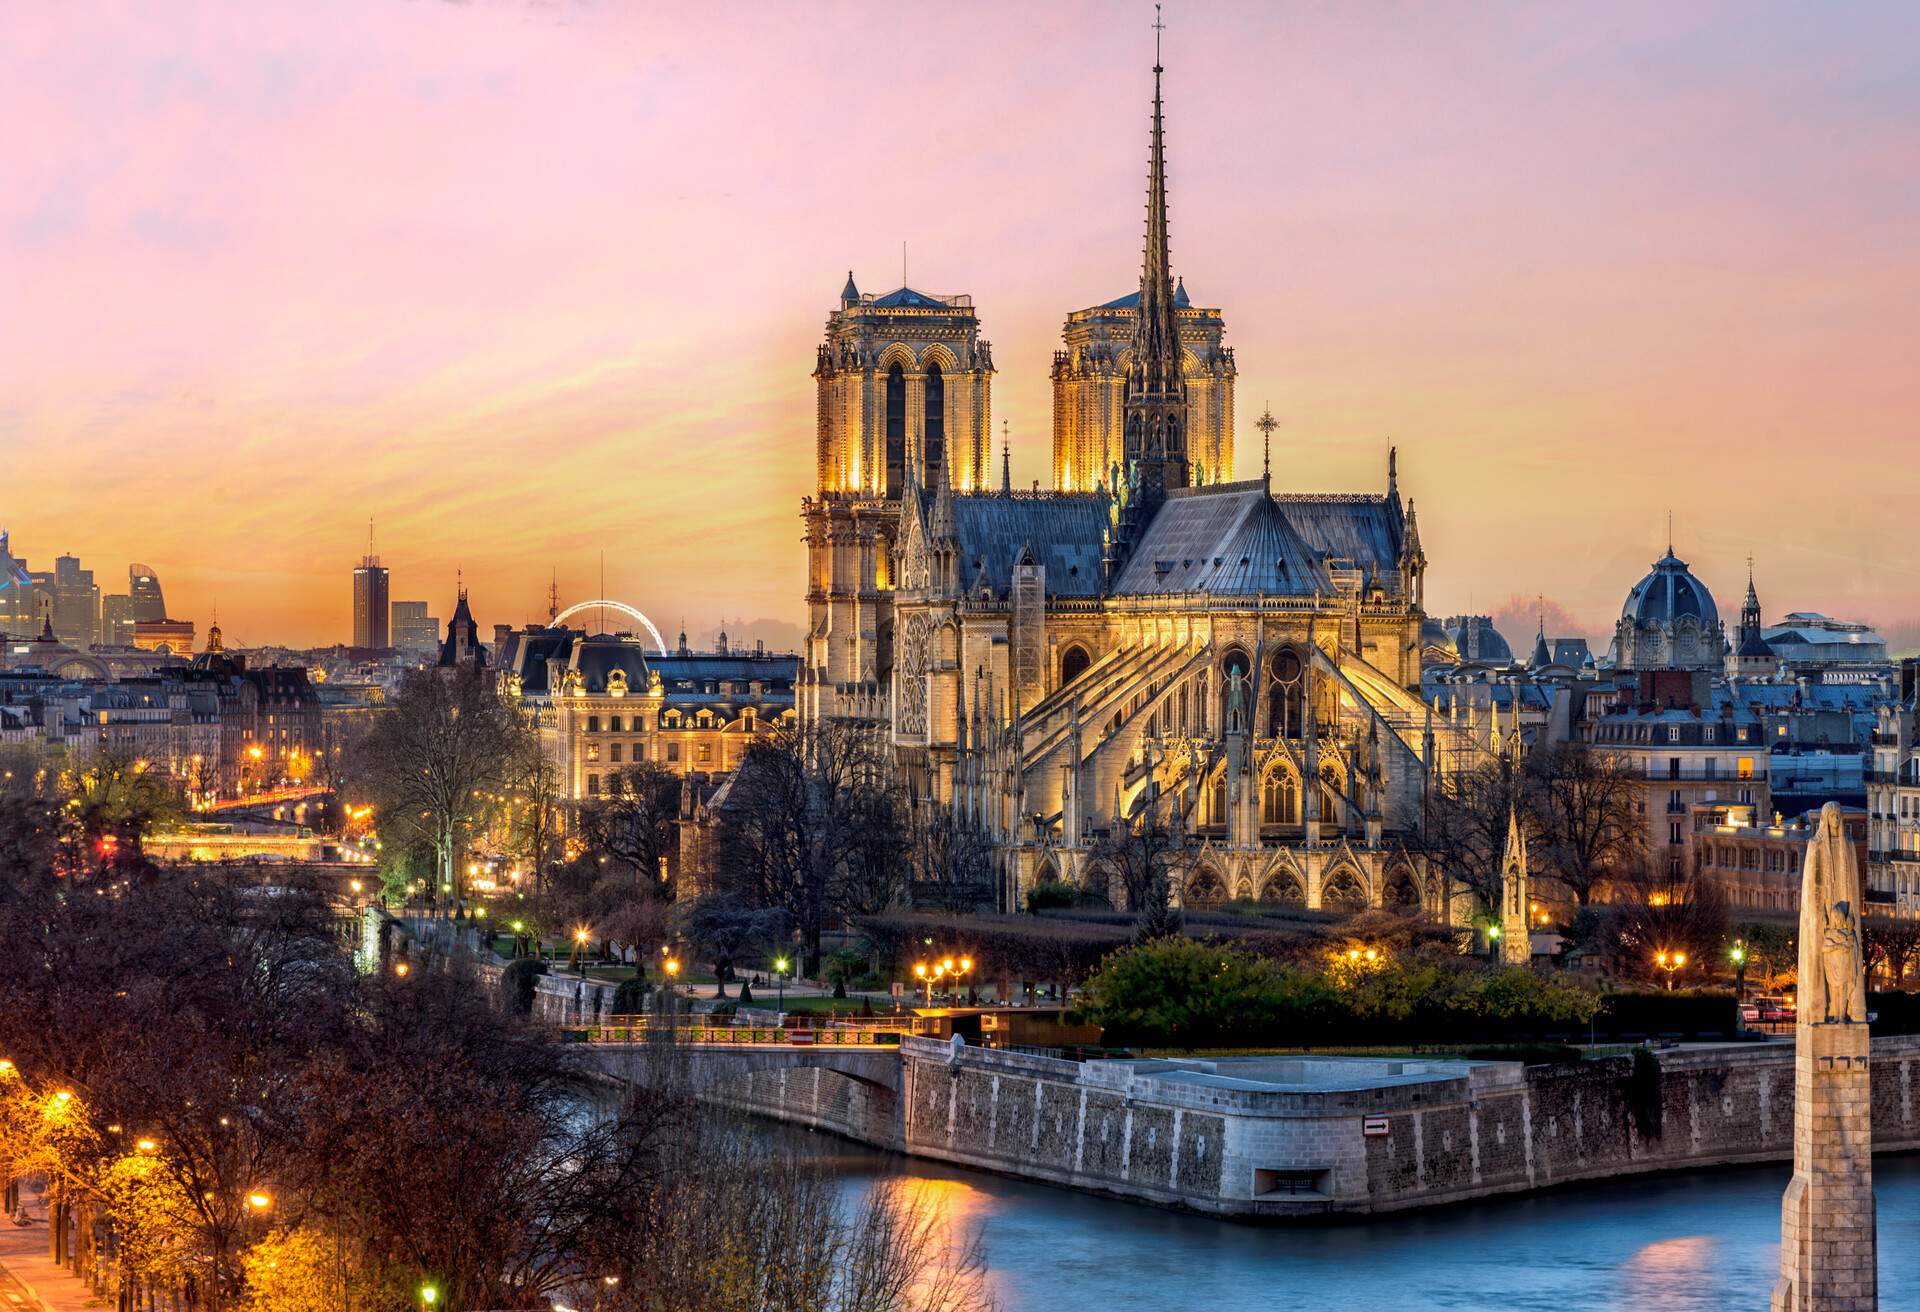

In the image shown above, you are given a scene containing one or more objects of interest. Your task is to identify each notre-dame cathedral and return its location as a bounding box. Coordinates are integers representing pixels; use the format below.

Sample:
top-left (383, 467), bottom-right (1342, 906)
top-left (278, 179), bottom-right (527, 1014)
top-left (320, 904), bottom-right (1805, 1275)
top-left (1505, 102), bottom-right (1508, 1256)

top-left (800, 49), bottom-right (1478, 918)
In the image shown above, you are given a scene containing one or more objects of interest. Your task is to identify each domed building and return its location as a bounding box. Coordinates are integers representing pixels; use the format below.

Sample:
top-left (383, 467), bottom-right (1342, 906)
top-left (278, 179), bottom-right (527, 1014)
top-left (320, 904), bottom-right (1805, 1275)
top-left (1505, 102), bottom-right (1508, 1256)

top-left (1613, 547), bottom-right (1724, 671)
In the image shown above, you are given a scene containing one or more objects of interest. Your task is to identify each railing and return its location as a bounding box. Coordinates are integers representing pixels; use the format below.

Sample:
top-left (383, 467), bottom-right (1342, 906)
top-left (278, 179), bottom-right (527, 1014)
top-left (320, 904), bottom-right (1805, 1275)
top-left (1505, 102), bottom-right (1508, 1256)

top-left (583, 1014), bottom-right (928, 1046)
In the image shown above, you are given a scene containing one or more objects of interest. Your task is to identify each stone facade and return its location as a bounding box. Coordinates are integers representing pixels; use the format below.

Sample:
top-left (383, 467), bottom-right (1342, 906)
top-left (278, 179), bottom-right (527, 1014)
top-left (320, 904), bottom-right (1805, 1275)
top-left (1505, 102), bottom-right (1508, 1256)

top-left (670, 1034), bottom-right (1920, 1219)
top-left (799, 58), bottom-right (1484, 918)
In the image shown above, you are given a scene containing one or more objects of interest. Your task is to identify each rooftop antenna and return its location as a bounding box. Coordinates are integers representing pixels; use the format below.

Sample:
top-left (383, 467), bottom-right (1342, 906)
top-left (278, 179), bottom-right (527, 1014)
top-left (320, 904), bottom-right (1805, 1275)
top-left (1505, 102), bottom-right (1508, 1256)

top-left (1154, 1), bottom-right (1164, 65)
top-left (1666, 509), bottom-right (1674, 555)
top-left (1255, 405), bottom-right (1277, 489)
top-left (366, 517), bottom-right (375, 565)
top-left (598, 551), bottom-right (605, 636)
top-left (547, 568), bottom-right (559, 623)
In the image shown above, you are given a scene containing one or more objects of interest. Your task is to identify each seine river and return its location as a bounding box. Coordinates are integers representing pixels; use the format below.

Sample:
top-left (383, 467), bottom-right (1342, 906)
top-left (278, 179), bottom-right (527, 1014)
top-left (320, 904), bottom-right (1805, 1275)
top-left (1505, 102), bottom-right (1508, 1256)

top-left (803, 1137), bottom-right (1920, 1312)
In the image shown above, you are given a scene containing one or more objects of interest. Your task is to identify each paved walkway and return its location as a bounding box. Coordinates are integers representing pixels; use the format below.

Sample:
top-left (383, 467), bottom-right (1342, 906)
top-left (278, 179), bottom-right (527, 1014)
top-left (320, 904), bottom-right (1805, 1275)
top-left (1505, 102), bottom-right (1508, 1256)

top-left (0, 1186), bottom-right (99, 1312)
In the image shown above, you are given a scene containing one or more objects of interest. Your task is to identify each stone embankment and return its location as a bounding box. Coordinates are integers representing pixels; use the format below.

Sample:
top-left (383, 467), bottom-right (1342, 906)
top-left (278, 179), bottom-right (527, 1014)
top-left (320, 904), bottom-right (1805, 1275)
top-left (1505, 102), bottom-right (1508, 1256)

top-left (690, 1035), bottom-right (1920, 1217)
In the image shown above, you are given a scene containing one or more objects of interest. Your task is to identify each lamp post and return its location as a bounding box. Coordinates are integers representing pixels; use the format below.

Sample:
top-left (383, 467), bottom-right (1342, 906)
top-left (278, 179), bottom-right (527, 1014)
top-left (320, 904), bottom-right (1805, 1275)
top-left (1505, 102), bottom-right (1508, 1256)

top-left (1486, 924), bottom-right (1502, 961)
top-left (1655, 949), bottom-right (1688, 991)
top-left (1730, 941), bottom-right (1748, 1003)
top-left (774, 956), bottom-right (789, 1014)
top-left (573, 927), bottom-right (590, 977)
top-left (664, 955), bottom-right (681, 1040)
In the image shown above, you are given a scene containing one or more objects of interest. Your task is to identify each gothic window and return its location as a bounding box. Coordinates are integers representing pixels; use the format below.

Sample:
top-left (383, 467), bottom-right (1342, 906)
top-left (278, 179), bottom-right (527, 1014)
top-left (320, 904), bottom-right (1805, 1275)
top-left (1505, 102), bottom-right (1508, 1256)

top-left (1060, 644), bottom-right (1092, 688)
top-left (925, 361), bottom-right (945, 475)
top-left (1269, 647), bottom-right (1304, 738)
top-left (1262, 770), bottom-right (1298, 825)
top-left (1209, 773), bottom-right (1227, 825)
top-left (885, 362), bottom-right (907, 497)
top-left (897, 612), bottom-right (931, 736)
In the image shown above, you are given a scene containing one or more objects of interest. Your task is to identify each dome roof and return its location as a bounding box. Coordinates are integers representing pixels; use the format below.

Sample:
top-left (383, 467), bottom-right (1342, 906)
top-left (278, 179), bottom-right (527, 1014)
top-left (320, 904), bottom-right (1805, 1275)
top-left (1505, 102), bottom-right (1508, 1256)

top-left (1622, 550), bottom-right (1718, 628)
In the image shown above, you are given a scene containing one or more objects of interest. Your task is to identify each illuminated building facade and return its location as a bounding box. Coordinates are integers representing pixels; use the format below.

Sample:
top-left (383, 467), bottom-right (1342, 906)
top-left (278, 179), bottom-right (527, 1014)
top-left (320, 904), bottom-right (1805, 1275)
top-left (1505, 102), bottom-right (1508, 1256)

top-left (353, 555), bottom-right (391, 649)
top-left (1051, 283), bottom-right (1235, 493)
top-left (498, 625), bottom-right (797, 805)
top-left (801, 50), bottom-right (1474, 916)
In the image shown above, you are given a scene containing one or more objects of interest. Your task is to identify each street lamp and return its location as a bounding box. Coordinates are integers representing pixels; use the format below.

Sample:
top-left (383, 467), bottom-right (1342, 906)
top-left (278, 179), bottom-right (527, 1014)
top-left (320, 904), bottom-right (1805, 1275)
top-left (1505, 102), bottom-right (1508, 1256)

top-left (1486, 924), bottom-right (1502, 960)
top-left (1730, 942), bottom-right (1749, 1003)
top-left (1655, 949), bottom-right (1688, 990)
top-left (246, 1192), bottom-right (272, 1212)
top-left (912, 961), bottom-right (945, 1007)
top-left (574, 927), bottom-right (590, 976)
top-left (774, 956), bottom-right (790, 1013)
top-left (419, 1285), bottom-right (438, 1311)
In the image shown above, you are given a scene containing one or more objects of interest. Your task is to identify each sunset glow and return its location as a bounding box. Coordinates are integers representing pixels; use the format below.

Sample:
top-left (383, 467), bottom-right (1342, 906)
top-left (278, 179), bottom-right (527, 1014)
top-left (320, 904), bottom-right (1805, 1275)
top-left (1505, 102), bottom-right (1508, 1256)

top-left (4, 1), bottom-right (1917, 649)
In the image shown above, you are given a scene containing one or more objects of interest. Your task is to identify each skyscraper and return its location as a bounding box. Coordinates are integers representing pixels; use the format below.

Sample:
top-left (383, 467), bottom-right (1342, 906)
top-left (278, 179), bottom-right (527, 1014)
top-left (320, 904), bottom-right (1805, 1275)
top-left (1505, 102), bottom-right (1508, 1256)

top-left (390, 600), bottom-right (439, 653)
top-left (128, 565), bottom-right (167, 623)
top-left (354, 554), bottom-right (390, 649)
top-left (33, 554), bottom-right (100, 649)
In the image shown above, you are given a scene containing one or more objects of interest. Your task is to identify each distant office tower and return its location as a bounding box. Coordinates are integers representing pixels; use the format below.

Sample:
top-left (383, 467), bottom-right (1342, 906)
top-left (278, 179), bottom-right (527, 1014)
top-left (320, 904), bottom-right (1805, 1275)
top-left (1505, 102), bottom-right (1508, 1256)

top-left (33, 555), bottom-right (100, 649)
top-left (390, 600), bottom-right (439, 653)
top-left (0, 531), bottom-right (35, 639)
top-left (128, 565), bottom-right (167, 623)
top-left (101, 594), bottom-right (136, 646)
top-left (354, 555), bottom-right (391, 648)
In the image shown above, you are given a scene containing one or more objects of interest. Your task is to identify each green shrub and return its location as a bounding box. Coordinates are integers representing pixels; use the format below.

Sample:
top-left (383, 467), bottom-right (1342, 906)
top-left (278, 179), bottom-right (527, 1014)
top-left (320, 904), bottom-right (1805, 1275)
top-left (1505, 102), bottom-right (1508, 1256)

top-left (499, 958), bottom-right (547, 1015)
top-left (1078, 940), bottom-right (1602, 1050)
top-left (1026, 880), bottom-right (1077, 913)
top-left (611, 977), bottom-right (649, 1015)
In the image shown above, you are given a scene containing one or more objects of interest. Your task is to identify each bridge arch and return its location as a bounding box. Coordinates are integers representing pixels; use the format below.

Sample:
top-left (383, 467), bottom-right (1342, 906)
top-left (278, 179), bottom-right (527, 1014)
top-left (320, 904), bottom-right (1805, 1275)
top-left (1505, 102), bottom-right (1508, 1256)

top-left (552, 600), bottom-right (669, 655)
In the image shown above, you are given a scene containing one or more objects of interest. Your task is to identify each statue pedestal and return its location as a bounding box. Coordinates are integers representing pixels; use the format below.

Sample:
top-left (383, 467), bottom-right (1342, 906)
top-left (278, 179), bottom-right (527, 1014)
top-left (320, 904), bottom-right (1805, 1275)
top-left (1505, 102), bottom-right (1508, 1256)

top-left (1772, 1021), bottom-right (1876, 1312)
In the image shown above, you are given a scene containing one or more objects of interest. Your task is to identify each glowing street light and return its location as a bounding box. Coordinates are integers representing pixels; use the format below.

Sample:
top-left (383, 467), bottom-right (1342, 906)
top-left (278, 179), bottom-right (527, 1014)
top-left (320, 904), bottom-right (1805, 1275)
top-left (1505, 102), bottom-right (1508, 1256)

top-left (247, 1191), bottom-right (272, 1212)
top-left (1655, 949), bottom-right (1689, 991)
top-left (136, 1139), bottom-right (157, 1154)
top-left (420, 1285), bottom-right (438, 1309)
top-left (774, 956), bottom-right (790, 1013)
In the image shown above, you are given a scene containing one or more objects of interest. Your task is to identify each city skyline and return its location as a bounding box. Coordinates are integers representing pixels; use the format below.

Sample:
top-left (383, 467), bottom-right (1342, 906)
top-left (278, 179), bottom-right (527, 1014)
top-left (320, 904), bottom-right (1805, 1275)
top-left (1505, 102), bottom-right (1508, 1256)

top-left (4, 1), bottom-right (1918, 649)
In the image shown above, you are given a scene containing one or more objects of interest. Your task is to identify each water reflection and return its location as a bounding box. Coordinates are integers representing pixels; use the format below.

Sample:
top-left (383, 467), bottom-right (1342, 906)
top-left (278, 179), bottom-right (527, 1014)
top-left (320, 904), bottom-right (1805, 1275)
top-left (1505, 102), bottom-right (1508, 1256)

top-left (792, 1135), bottom-right (1920, 1312)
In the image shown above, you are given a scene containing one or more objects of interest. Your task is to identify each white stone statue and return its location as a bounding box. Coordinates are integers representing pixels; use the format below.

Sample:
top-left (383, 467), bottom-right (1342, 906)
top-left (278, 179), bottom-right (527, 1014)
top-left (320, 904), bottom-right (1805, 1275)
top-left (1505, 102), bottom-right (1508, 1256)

top-left (1798, 802), bottom-right (1866, 1026)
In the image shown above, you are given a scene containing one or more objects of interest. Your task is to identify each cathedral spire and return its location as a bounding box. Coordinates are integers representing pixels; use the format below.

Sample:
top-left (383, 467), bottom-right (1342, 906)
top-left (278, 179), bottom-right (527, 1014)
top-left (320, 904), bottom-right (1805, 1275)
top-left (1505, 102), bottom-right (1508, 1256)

top-left (1119, 2), bottom-right (1188, 530)
top-left (1001, 420), bottom-right (1012, 494)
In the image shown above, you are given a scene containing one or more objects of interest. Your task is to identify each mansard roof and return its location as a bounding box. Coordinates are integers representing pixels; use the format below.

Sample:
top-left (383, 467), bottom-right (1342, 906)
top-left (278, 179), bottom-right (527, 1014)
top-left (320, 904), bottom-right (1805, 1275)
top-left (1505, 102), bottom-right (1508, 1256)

top-left (948, 494), bottom-right (1107, 598)
top-left (1111, 483), bottom-right (1330, 597)
top-left (1270, 493), bottom-right (1405, 582)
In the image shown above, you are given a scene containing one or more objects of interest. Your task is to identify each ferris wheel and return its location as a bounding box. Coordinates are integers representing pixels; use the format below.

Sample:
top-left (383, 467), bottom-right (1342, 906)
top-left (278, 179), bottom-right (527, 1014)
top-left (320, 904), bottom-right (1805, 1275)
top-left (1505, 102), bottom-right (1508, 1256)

top-left (550, 600), bottom-right (669, 656)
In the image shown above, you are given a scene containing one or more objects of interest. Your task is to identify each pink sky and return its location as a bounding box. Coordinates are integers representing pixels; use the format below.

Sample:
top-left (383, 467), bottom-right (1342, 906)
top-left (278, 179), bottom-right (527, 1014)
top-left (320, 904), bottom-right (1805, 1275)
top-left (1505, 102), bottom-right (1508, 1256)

top-left (3, 1), bottom-right (1917, 652)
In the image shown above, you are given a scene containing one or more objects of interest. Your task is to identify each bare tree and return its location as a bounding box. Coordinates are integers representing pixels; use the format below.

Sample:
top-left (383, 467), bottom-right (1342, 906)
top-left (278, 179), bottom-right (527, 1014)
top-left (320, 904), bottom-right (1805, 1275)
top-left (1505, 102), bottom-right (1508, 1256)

top-left (1092, 792), bottom-right (1185, 940)
top-left (1417, 757), bottom-right (1530, 922)
top-left (355, 665), bottom-right (522, 912)
top-left (1528, 744), bottom-right (1645, 906)
top-left (1866, 918), bottom-right (1920, 988)
top-left (906, 801), bottom-right (995, 913)
top-left (715, 722), bottom-right (900, 968)
top-left (577, 760), bottom-right (681, 892)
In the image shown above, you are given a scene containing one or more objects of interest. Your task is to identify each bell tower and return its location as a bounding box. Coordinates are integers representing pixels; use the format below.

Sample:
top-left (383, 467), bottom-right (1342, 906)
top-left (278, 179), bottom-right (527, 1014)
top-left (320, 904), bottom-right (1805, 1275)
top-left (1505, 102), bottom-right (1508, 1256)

top-left (802, 276), bottom-right (993, 723)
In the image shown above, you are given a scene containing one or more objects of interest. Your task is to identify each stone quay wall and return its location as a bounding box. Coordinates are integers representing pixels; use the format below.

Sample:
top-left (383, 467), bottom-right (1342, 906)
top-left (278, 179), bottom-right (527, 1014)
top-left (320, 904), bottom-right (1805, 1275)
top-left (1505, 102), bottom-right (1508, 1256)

top-left (692, 1035), bottom-right (1920, 1218)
